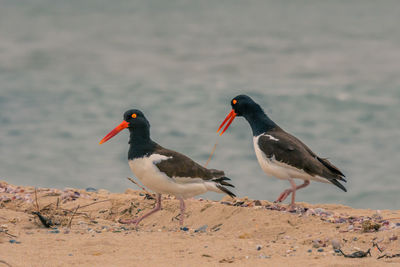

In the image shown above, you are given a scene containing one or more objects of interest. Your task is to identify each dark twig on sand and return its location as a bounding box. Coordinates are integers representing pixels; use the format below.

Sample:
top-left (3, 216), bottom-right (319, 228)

top-left (34, 187), bottom-right (40, 212)
top-left (339, 248), bottom-right (371, 258)
top-left (377, 253), bottom-right (400, 259)
top-left (67, 205), bottom-right (80, 228)
top-left (127, 177), bottom-right (148, 192)
top-left (32, 211), bottom-right (53, 228)
top-left (372, 242), bottom-right (383, 253)
top-left (204, 140), bottom-right (218, 168)
top-left (0, 259), bottom-right (12, 267)
top-left (78, 199), bottom-right (110, 209)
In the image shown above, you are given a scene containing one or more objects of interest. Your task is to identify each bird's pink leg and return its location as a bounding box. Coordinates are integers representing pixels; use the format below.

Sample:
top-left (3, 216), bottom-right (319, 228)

top-left (275, 180), bottom-right (310, 204)
top-left (119, 193), bottom-right (162, 227)
top-left (288, 178), bottom-right (298, 210)
top-left (179, 198), bottom-right (186, 226)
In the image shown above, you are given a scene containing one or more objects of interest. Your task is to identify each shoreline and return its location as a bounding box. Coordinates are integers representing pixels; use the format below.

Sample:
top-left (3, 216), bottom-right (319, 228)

top-left (1, 181), bottom-right (399, 266)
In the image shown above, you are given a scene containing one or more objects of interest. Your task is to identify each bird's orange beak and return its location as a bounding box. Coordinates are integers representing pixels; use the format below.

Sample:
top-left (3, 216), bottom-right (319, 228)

top-left (217, 109), bottom-right (237, 136)
top-left (99, 120), bottom-right (129, 144)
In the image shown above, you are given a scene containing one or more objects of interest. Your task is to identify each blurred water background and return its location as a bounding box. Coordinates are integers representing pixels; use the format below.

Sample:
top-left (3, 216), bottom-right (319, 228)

top-left (1, 0), bottom-right (399, 209)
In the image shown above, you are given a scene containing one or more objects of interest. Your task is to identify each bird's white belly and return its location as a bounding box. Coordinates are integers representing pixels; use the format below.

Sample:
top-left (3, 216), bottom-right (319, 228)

top-left (128, 154), bottom-right (219, 198)
top-left (253, 135), bottom-right (327, 183)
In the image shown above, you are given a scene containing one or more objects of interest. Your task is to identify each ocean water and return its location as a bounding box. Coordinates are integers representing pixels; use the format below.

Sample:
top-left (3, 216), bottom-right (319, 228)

top-left (1, 0), bottom-right (399, 209)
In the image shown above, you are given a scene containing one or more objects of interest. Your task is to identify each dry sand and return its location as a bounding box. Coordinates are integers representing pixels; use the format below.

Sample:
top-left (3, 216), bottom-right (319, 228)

top-left (1, 181), bottom-right (399, 267)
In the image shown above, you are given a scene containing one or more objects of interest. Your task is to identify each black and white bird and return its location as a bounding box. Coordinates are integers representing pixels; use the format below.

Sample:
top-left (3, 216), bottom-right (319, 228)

top-left (99, 109), bottom-right (235, 226)
top-left (218, 95), bottom-right (346, 210)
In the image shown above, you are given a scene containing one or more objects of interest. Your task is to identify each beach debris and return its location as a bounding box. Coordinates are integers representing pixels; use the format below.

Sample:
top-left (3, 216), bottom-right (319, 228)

top-left (331, 239), bottom-right (341, 250)
top-left (219, 257), bottom-right (234, 263)
top-left (204, 140), bottom-right (218, 168)
top-left (8, 239), bottom-right (21, 244)
top-left (217, 197), bottom-right (399, 232)
top-left (259, 254), bottom-right (271, 259)
top-left (202, 254), bottom-right (212, 258)
top-left (85, 187), bottom-right (97, 192)
top-left (372, 241), bottom-right (383, 253)
top-left (339, 248), bottom-right (371, 258)
top-left (362, 220), bottom-right (381, 232)
top-left (194, 225), bottom-right (208, 233)
top-left (256, 245), bottom-right (262, 251)
top-left (32, 211), bottom-right (53, 228)
top-left (377, 253), bottom-right (400, 259)
top-left (210, 223), bottom-right (222, 232)
top-left (180, 227), bottom-right (189, 232)
top-left (307, 249), bottom-right (312, 253)
top-left (238, 232), bottom-right (252, 239)
top-left (0, 259), bottom-right (12, 267)
top-left (254, 200), bottom-right (262, 206)
top-left (317, 248), bottom-right (324, 252)
top-left (67, 205), bottom-right (80, 228)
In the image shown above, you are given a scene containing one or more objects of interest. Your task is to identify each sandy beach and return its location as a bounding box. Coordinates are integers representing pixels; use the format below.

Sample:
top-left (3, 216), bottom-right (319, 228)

top-left (1, 181), bottom-right (399, 266)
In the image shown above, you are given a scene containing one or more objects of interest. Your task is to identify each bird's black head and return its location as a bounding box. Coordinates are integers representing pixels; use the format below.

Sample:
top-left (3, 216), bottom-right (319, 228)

top-left (230, 94), bottom-right (261, 117)
top-left (123, 109), bottom-right (150, 131)
top-left (218, 94), bottom-right (276, 136)
top-left (99, 109), bottom-right (150, 144)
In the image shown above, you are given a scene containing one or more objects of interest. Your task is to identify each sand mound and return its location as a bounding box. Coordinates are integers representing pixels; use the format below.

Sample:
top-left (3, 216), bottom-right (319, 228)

top-left (1, 181), bottom-right (399, 266)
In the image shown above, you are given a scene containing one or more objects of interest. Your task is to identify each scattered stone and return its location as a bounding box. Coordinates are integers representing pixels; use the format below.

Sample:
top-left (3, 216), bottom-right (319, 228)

top-left (317, 248), bottom-right (324, 252)
top-left (307, 249), bottom-right (312, 253)
top-left (85, 187), bottom-right (97, 192)
top-left (256, 245), bottom-right (262, 251)
top-left (362, 220), bottom-right (381, 232)
top-left (259, 254), bottom-right (271, 259)
top-left (331, 239), bottom-right (341, 250)
top-left (194, 225), bottom-right (208, 233)
top-left (180, 227), bottom-right (189, 232)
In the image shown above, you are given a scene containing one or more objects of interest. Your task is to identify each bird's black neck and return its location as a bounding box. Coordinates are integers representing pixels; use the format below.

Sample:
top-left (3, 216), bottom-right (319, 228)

top-left (127, 127), bottom-right (156, 160)
top-left (243, 106), bottom-right (277, 136)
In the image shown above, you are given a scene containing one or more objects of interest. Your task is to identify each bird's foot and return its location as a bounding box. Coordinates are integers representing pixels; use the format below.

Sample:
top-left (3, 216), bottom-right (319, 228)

top-left (275, 189), bottom-right (293, 203)
top-left (288, 204), bottom-right (297, 212)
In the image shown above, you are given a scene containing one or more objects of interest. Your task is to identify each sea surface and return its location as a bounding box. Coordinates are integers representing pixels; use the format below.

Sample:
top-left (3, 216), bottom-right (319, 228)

top-left (1, 0), bottom-right (399, 209)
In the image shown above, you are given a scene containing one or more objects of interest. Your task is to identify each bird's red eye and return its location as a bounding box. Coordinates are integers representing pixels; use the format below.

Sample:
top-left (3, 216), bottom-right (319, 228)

top-left (232, 99), bottom-right (237, 104)
top-left (131, 114), bottom-right (137, 118)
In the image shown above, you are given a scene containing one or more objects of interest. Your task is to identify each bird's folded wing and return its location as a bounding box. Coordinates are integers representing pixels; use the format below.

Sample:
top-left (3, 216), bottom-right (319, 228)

top-left (154, 145), bottom-right (224, 181)
top-left (258, 130), bottom-right (345, 181)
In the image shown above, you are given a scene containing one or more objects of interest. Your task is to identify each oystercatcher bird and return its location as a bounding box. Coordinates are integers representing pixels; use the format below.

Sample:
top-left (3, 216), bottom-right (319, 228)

top-left (218, 95), bottom-right (346, 209)
top-left (99, 109), bottom-right (235, 226)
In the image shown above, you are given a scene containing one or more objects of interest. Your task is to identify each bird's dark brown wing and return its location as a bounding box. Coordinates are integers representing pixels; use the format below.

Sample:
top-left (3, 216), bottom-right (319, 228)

top-left (258, 127), bottom-right (346, 185)
top-left (153, 145), bottom-right (224, 180)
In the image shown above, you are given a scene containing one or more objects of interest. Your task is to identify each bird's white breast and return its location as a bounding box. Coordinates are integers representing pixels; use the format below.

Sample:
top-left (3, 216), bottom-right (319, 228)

top-left (128, 154), bottom-right (222, 198)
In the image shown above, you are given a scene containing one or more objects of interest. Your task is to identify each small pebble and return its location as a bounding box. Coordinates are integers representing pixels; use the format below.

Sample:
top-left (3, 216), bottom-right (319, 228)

top-left (317, 248), bottom-right (324, 252)
top-left (353, 237), bottom-right (358, 241)
top-left (85, 187), bottom-right (97, 192)
top-left (256, 245), bottom-right (262, 251)
top-left (68, 254), bottom-right (73, 256)
top-left (259, 254), bottom-right (271, 259)
top-left (307, 249), bottom-right (312, 253)
top-left (334, 249), bottom-right (341, 253)
top-left (331, 239), bottom-right (341, 250)
top-left (180, 227), bottom-right (189, 231)
top-left (194, 225), bottom-right (208, 233)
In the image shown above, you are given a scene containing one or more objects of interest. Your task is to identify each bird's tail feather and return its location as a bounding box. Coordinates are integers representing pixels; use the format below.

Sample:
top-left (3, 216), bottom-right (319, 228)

top-left (330, 179), bottom-right (347, 192)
